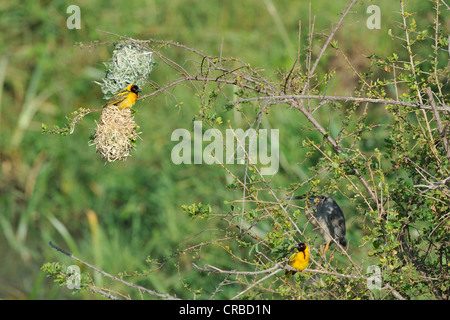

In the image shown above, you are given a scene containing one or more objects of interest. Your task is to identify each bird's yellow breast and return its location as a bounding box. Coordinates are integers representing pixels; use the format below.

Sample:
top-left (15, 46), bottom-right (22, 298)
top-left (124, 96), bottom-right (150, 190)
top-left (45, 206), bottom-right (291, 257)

top-left (116, 92), bottom-right (138, 109)
top-left (289, 247), bottom-right (310, 271)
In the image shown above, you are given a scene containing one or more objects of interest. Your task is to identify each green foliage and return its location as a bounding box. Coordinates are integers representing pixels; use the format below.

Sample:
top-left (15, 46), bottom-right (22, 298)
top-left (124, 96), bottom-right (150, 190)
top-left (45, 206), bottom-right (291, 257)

top-left (181, 202), bottom-right (212, 219)
top-left (42, 107), bottom-right (93, 136)
top-left (41, 262), bottom-right (87, 292)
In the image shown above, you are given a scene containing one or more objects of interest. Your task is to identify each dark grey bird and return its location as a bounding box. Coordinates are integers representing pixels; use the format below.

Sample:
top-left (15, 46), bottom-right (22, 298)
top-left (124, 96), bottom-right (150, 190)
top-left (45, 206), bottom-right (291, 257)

top-left (287, 195), bottom-right (347, 251)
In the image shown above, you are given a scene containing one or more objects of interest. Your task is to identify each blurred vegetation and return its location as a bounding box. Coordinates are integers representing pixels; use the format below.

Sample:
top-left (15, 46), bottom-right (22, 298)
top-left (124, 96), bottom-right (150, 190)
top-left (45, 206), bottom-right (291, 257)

top-left (0, 0), bottom-right (448, 300)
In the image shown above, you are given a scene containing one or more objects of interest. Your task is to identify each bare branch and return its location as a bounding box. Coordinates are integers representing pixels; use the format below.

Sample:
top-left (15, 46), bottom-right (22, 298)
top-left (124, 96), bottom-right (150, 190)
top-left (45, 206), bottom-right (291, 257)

top-left (425, 87), bottom-right (450, 161)
top-left (230, 94), bottom-right (450, 112)
top-left (49, 241), bottom-right (180, 300)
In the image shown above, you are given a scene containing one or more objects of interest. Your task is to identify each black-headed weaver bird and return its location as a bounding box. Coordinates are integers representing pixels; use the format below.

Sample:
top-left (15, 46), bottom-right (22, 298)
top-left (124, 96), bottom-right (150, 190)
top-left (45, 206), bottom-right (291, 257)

top-left (285, 242), bottom-right (310, 281)
top-left (103, 84), bottom-right (141, 109)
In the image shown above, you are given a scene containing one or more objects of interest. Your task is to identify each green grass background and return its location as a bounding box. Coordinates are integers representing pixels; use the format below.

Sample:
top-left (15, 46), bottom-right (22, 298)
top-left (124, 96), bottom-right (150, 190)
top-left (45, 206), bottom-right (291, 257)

top-left (0, 0), bottom-right (438, 299)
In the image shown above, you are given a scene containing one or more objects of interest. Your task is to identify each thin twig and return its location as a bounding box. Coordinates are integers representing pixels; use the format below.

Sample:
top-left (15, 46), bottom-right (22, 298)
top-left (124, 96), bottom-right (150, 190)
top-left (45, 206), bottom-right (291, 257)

top-left (230, 94), bottom-right (450, 111)
top-left (231, 268), bottom-right (281, 300)
top-left (49, 241), bottom-right (180, 300)
top-left (425, 87), bottom-right (450, 161)
top-left (306, 0), bottom-right (358, 81)
top-left (193, 262), bottom-right (363, 280)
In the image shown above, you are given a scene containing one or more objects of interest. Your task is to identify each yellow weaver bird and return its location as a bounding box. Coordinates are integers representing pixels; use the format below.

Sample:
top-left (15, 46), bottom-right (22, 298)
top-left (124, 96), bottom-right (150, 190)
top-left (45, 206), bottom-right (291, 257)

top-left (285, 242), bottom-right (310, 281)
top-left (103, 84), bottom-right (141, 109)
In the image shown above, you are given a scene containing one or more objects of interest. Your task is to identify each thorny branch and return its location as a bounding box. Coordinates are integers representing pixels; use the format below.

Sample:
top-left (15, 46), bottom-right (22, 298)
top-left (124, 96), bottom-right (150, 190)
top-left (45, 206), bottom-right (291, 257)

top-left (49, 241), bottom-right (180, 300)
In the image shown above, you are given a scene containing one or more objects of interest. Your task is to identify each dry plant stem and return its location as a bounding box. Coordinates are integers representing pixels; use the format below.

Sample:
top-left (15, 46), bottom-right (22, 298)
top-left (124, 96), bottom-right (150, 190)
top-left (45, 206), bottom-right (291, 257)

top-left (49, 241), bottom-right (180, 300)
top-left (440, 0), bottom-right (450, 10)
top-left (229, 94), bottom-right (450, 111)
top-left (193, 263), bottom-right (362, 280)
top-left (231, 268), bottom-right (281, 300)
top-left (425, 87), bottom-right (450, 161)
top-left (305, 0), bottom-right (358, 84)
top-left (432, 1), bottom-right (445, 98)
top-left (141, 74), bottom-right (450, 111)
top-left (384, 283), bottom-right (406, 300)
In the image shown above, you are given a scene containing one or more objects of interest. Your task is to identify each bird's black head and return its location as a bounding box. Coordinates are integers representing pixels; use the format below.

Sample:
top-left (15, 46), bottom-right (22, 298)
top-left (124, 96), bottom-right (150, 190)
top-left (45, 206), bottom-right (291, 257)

top-left (296, 243), bottom-right (307, 252)
top-left (130, 85), bottom-right (141, 94)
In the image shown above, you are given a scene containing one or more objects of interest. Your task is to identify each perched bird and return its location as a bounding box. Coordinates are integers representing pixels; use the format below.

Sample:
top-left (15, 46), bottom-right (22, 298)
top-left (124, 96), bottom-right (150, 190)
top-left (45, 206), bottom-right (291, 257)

top-left (103, 84), bottom-right (141, 109)
top-left (288, 195), bottom-right (347, 252)
top-left (285, 242), bottom-right (310, 281)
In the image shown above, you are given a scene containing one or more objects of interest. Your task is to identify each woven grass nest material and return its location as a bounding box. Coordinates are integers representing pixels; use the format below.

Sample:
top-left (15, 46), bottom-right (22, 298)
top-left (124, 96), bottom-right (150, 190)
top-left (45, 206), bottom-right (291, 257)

top-left (98, 41), bottom-right (155, 100)
top-left (90, 106), bottom-right (140, 162)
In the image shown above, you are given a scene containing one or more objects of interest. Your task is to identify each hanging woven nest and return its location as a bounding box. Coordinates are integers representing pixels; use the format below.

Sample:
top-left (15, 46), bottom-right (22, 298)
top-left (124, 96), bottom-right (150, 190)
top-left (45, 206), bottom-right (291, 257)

top-left (89, 106), bottom-right (141, 163)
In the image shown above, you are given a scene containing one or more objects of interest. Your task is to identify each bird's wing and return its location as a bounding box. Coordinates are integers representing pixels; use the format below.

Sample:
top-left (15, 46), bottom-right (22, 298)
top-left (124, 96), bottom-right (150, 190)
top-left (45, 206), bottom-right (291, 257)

top-left (104, 89), bottom-right (128, 106)
top-left (288, 252), bottom-right (297, 264)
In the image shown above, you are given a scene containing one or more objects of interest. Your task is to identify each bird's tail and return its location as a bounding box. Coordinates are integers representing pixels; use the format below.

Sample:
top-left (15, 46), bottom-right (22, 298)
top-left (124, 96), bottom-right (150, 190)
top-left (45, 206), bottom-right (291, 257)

top-left (285, 270), bottom-right (292, 282)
